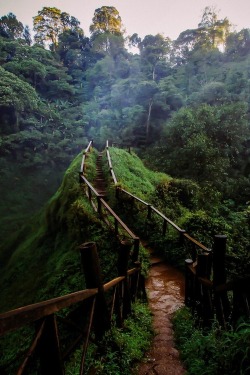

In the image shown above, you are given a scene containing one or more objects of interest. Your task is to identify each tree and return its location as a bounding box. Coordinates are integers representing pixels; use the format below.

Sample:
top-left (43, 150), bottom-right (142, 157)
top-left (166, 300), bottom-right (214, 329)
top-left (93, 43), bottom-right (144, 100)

top-left (198, 6), bottom-right (231, 49)
top-left (22, 26), bottom-right (32, 46)
top-left (139, 34), bottom-right (171, 81)
top-left (0, 67), bottom-right (39, 133)
top-left (174, 7), bottom-right (231, 62)
top-left (33, 7), bottom-right (81, 51)
top-left (90, 6), bottom-right (122, 36)
top-left (0, 13), bottom-right (24, 39)
top-left (33, 7), bottom-right (63, 49)
top-left (3, 59), bottom-right (46, 88)
top-left (226, 29), bottom-right (250, 58)
top-left (159, 103), bottom-right (249, 189)
top-left (90, 6), bottom-right (124, 55)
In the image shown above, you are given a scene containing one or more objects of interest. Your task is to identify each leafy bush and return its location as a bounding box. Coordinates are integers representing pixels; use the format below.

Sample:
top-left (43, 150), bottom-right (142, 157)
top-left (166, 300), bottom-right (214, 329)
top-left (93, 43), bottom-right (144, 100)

top-left (65, 301), bottom-right (153, 375)
top-left (173, 307), bottom-right (250, 375)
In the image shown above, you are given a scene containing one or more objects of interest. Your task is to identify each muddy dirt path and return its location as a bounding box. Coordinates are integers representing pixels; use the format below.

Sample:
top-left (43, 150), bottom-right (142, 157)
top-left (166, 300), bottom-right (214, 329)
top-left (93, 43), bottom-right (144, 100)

top-left (136, 252), bottom-right (186, 375)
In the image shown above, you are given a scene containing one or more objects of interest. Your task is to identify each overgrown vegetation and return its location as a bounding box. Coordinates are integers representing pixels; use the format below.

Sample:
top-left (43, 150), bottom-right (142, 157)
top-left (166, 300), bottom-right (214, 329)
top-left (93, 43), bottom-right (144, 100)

top-left (0, 4), bottom-right (250, 374)
top-left (65, 302), bottom-right (153, 375)
top-left (0, 150), bottom-right (115, 313)
top-left (0, 147), bottom-right (152, 374)
top-left (1, 5), bottom-right (250, 245)
top-left (107, 147), bottom-right (250, 275)
top-left (173, 307), bottom-right (250, 375)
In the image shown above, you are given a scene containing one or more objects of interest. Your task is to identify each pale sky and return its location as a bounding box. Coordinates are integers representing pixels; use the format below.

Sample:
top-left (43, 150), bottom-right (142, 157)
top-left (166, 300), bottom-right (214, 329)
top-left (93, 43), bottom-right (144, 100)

top-left (0, 0), bottom-right (249, 40)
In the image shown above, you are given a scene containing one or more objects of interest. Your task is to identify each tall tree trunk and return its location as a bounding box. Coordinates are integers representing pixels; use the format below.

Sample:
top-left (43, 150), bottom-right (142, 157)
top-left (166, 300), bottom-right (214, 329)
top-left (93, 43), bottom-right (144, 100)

top-left (146, 98), bottom-right (153, 141)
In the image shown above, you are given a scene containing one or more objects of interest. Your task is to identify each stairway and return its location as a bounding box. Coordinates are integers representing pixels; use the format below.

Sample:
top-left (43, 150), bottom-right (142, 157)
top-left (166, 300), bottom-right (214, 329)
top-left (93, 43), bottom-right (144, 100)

top-left (94, 152), bottom-right (107, 198)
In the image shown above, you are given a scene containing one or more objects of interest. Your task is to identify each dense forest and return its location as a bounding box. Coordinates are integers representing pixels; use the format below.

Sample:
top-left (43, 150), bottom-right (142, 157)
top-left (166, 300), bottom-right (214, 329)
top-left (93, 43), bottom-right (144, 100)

top-left (0, 6), bottom-right (249, 246)
top-left (0, 5), bottom-right (250, 374)
top-left (0, 2), bottom-right (249, 293)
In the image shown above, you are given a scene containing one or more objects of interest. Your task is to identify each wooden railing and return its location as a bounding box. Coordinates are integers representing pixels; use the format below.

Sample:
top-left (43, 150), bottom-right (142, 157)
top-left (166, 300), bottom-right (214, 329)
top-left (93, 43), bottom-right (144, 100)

top-left (0, 141), bottom-right (145, 374)
top-left (79, 140), bottom-right (93, 175)
top-left (0, 241), bottom-right (144, 374)
top-left (106, 141), bottom-right (250, 327)
top-left (106, 140), bottom-right (209, 256)
top-left (79, 144), bottom-right (140, 261)
top-left (79, 175), bottom-right (140, 261)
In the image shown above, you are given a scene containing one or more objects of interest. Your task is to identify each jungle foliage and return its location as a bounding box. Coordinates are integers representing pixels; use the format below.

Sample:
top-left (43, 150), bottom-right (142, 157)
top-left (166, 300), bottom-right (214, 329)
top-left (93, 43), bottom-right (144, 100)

top-left (0, 5), bottom-right (250, 374)
top-left (173, 307), bottom-right (250, 375)
top-left (0, 6), bottom-right (249, 244)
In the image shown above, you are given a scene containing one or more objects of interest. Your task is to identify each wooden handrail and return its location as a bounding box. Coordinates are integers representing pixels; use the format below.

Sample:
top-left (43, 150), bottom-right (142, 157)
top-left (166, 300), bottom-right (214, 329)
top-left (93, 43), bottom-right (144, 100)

top-left (80, 140), bottom-right (93, 174)
top-left (79, 173), bottom-right (139, 245)
top-left (117, 187), bottom-right (208, 252)
top-left (183, 233), bottom-right (210, 253)
top-left (151, 206), bottom-right (183, 232)
top-left (106, 142), bottom-right (118, 185)
top-left (107, 142), bottom-right (209, 253)
top-left (100, 197), bottom-right (138, 240)
top-left (80, 174), bottom-right (100, 196)
top-left (120, 188), bottom-right (148, 206)
top-left (0, 288), bottom-right (98, 336)
top-left (0, 268), bottom-right (141, 337)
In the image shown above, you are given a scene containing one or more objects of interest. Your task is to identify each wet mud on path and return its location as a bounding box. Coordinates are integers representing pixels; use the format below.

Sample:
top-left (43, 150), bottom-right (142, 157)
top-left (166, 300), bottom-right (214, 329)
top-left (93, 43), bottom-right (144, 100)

top-left (136, 250), bottom-right (186, 375)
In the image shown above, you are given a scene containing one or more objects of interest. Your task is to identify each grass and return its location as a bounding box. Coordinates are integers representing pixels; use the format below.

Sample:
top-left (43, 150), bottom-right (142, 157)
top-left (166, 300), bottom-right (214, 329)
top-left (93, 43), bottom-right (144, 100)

top-left (108, 147), bottom-right (170, 200)
top-left (0, 146), bottom-right (153, 375)
top-left (173, 307), bottom-right (250, 375)
top-left (65, 301), bottom-right (153, 375)
top-left (0, 150), bottom-right (114, 313)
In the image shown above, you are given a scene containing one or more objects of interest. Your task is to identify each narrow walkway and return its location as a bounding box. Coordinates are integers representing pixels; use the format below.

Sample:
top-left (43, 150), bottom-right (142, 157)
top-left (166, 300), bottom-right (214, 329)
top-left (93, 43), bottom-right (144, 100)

top-left (136, 248), bottom-right (186, 375)
top-left (95, 153), bottom-right (186, 374)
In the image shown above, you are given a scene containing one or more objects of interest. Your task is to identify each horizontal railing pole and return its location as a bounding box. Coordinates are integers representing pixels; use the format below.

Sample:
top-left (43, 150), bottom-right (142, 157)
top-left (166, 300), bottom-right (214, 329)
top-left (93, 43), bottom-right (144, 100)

top-left (80, 140), bottom-right (93, 174)
top-left (100, 198), bottom-right (138, 240)
top-left (0, 289), bottom-right (98, 336)
top-left (80, 175), bottom-right (100, 197)
top-left (106, 144), bottom-right (209, 253)
top-left (120, 188), bottom-right (148, 206)
top-left (116, 188), bottom-right (209, 252)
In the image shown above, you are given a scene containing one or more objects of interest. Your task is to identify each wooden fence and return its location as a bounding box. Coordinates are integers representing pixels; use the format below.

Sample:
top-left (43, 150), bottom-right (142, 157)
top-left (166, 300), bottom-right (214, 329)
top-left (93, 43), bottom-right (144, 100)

top-left (0, 241), bottom-right (144, 374)
top-left (0, 143), bottom-right (145, 374)
top-left (106, 141), bottom-right (250, 327)
top-left (79, 143), bottom-right (140, 261)
top-left (1, 141), bottom-right (249, 374)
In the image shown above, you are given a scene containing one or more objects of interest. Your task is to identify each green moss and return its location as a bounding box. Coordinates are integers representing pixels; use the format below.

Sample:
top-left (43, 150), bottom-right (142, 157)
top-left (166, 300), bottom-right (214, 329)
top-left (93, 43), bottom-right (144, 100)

top-left (108, 147), bottom-right (169, 200)
top-left (0, 150), bottom-right (114, 313)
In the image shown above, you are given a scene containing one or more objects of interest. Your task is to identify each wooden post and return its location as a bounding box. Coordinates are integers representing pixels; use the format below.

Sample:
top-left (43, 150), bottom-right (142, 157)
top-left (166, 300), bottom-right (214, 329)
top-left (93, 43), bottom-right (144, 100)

top-left (196, 253), bottom-right (213, 325)
top-left (117, 241), bottom-right (132, 319)
top-left (38, 315), bottom-right (64, 375)
top-left (115, 187), bottom-right (120, 199)
top-left (78, 242), bottom-right (110, 337)
top-left (185, 259), bottom-right (194, 307)
top-left (162, 219), bottom-right (167, 236)
top-left (88, 186), bottom-right (91, 201)
top-left (97, 196), bottom-right (102, 216)
top-left (147, 205), bottom-right (152, 220)
top-left (213, 235), bottom-right (230, 326)
top-left (179, 229), bottom-right (186, 245)
top-left (132, 237), bottom-right (140, 262)
top-left (114, 218), bottom-right (118, 236)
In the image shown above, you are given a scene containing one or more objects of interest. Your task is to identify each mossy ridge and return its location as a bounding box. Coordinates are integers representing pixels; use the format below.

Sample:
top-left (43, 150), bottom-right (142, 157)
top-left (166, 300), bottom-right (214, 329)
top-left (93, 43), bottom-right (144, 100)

top-left (108, 147), bottom-right (170, 200)
top-left (0, 150), bottom-right (111, 313)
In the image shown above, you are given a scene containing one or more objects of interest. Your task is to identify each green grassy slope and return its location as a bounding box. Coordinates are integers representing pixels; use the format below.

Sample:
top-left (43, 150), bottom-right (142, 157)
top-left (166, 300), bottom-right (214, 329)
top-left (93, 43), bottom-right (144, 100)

top-left (0, 150), bottom-right (109, 313)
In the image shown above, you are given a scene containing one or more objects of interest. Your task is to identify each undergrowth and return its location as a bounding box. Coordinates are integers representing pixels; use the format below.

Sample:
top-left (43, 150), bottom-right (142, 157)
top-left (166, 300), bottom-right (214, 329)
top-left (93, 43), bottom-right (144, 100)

top-left (173, 307), bottom-right (250, 375)
top-left (65, 301), bottom-right (153, 375)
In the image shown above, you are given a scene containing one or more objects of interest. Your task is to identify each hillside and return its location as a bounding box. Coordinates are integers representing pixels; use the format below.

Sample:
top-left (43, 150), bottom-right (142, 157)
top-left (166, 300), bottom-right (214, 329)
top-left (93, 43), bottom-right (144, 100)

top-left (1, 7), bottom-right (250, 245)
top-left (0, 146), bottom-right (170, 314)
